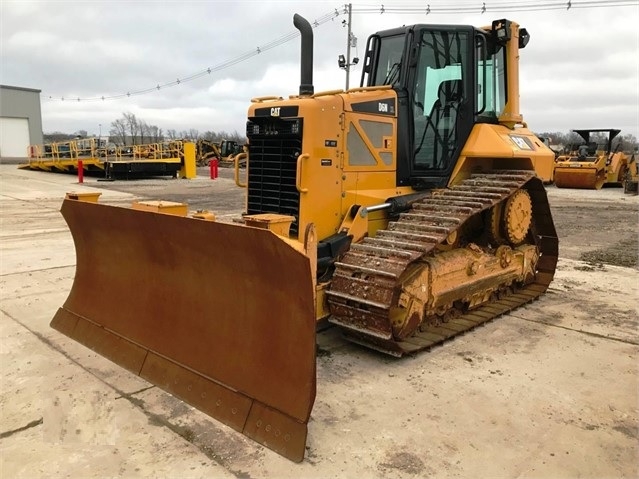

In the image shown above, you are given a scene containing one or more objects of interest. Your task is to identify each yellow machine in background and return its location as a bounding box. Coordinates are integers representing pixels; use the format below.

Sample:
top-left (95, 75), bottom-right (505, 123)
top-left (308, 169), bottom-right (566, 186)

top-left (20, 138), bottom-right (107, 174)
top-left (194, 139), bottom-right (221, 166)
top-left (623, 156), bottom-right (638, 194)
top-left (105, 140), bottom-right (197, 179)
top-left (51, 15), bottom-right (557, 462)
top-left (218, 139), bottom-right (245, 166)
top-left (195, 138), bottom-right (246, 166)
top-left (554, 129), bottom-right (634, 189)
top-left (21, 139), bottom-right (197, 179)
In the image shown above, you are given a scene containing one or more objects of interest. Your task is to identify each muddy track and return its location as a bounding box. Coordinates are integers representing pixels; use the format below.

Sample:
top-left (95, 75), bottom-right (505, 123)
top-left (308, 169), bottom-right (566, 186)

top-left (327, 171), bottom-right (559, 356)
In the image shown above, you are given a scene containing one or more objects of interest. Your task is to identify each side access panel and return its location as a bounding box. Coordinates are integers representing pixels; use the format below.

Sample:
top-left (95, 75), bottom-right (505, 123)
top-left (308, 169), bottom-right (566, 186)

top-left (51, 198), bottom-right (317, 462)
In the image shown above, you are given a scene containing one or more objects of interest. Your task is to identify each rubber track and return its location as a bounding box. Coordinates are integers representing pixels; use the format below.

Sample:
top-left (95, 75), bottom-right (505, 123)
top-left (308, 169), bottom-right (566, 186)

top-left (326, 171), bottom-right (558, 356)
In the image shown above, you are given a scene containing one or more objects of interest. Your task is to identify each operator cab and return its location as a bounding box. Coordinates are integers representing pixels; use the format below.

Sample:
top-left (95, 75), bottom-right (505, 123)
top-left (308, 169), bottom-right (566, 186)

top-left (360, 20), bottom-right (527, 189)
top-left (573, 128), bottom-right (621, 156)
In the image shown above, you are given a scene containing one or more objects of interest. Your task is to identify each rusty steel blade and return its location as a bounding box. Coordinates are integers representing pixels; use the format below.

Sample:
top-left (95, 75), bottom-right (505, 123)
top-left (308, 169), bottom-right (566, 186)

top-left (51, 198), bottom-right (316, 462)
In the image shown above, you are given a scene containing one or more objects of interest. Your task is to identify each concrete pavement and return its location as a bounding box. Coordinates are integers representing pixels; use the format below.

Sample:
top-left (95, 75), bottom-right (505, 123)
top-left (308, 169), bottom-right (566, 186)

top-left (1, 166), bottom-right (637, 478)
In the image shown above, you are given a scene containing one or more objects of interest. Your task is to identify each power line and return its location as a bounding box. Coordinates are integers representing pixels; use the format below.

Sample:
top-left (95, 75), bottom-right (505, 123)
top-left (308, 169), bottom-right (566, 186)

top-left (354, 0), bottom-right (636, 14)
top-left (45, 0), bottom-right (636, 102)
top-left (44, 9), bottom-right (344, 102)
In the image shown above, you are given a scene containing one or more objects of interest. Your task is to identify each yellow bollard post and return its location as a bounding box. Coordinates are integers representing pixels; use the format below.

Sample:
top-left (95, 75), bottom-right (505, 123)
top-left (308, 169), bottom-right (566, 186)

top-left (180, 142), bottom-right (197, 179)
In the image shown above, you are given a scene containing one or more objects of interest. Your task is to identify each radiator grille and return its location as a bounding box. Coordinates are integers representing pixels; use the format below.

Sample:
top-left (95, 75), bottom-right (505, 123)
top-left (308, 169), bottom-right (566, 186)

top-left (246, 117), bottom-right (303, 236)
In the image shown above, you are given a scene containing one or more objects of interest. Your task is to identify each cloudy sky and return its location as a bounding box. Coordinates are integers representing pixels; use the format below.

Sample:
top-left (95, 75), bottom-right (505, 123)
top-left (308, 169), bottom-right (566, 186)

top-left (1, 0), bottom-right (638, 138)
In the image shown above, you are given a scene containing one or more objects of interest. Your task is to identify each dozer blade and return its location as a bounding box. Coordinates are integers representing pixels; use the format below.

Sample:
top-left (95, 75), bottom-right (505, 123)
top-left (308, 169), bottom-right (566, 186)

top-left (51, 198), bottom-right (316, 462)
top-left (554, 167), bottom-right (605, 189)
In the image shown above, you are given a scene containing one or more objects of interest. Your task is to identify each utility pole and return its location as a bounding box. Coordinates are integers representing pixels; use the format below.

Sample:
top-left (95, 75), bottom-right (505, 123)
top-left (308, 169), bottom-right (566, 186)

top-left (344, 3), bottom-right (352, 90)
top-left (338, 4), bottom-right (359, 90)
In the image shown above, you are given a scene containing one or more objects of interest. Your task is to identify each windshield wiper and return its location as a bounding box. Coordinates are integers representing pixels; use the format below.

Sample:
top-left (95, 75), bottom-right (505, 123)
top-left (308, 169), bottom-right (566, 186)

top-left (383, 62), bottom-right (401, 85)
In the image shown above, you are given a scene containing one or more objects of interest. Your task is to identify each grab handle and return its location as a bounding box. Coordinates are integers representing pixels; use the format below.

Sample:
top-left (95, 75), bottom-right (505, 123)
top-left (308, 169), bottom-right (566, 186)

top-left (234, 153), bottom-right (247, 188)
top-left (296, 154), bottom-right (309, 193)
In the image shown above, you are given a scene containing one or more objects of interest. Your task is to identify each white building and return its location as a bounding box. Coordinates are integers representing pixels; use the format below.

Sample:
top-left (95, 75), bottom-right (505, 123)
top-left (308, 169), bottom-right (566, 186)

top-left (0, 85), bottom-right (43, 158)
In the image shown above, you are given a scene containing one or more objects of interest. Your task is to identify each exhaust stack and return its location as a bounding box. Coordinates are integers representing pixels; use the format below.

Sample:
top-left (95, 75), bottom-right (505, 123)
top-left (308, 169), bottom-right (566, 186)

top-left (293, 14), bottom-right (314, 96)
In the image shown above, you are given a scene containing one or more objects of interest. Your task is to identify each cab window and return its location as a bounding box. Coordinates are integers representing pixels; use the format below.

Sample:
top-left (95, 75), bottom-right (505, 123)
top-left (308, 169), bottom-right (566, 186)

top-left (413, 30), bottom-right (469, 171)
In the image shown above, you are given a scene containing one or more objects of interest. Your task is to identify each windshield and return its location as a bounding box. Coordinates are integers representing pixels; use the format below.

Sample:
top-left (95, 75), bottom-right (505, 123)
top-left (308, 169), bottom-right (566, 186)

top-left (371, 35), bottom-right (405, 86)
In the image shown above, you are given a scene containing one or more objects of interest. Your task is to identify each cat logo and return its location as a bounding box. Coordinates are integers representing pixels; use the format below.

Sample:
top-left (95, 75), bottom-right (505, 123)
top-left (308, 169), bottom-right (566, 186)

top-left (378, 102), bottom-right (388, 113)
top-left (270, 107), bottom-right (281, 117)
top-left (510, 135), bottom-right (532, 150)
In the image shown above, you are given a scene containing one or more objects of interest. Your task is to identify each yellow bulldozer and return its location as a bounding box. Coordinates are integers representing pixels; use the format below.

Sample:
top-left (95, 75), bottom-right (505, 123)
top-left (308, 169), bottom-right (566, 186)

top-left (554, 129), bottom-right (635, 189)
top-left (195, 138), bottom-right (246, 166)
top-left (51, 15), bottom-right (557, 462)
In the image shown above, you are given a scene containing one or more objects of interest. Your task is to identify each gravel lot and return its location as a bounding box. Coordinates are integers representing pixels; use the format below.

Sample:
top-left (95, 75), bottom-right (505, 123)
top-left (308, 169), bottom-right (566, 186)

top-left (1, 165), bottom-right (637, 478)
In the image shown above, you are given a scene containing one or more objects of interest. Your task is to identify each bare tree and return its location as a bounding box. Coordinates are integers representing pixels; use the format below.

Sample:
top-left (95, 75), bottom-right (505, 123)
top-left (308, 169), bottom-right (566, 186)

top-left (200, 130), bottom-right (245, 144)
top-left (177, 129), bottom-right (199, 141)
top-left (109, 119), bottom-right (127, 146)
top-left (122, 112), bottom-right (139, 145)
top-left (620, 133), bottom-right (638, 152)
top-left (166, 129), bottom-right (178, 140)
top-left (200, 131), bottom-right (216, 141)
top-left (49, 117), bottom-right (250, 148)
top-left (148, 125), bottom-right (163, 143)
top-left (187, 129), bottom-right (200, 141)
top-left (138, 119), bottom-right (149, 144)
